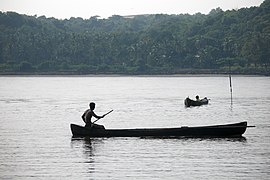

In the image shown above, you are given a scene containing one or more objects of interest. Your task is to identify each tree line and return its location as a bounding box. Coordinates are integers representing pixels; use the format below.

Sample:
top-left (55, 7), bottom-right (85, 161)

top-left (0, 0), bottom-right (269, 75)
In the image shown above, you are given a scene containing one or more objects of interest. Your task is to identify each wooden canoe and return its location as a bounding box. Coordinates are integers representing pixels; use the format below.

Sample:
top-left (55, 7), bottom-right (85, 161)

top-left (185, 97), bottom-right (209, 107)
top-left (70, 121), bottom-right (248, 138)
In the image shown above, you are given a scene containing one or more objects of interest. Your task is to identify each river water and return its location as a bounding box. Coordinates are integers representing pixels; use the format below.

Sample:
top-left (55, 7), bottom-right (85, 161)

top-left (0, 75), bottom-right (269, 179)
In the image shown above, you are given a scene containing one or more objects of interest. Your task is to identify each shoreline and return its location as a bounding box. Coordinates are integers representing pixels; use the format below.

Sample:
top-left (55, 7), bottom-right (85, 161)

top-left (0, 73), bottom-right (266, 77)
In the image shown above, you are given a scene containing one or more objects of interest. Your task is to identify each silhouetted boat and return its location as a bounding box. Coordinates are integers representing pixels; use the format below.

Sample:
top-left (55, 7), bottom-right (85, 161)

top-left (185, 97), bottom-right (209, 107)
top-left (70, 121), bottom-right (248, 138)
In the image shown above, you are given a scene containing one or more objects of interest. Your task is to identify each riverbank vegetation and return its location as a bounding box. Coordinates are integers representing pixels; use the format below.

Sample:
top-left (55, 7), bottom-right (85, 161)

top-left (0, 0), bottom-right (269, 75)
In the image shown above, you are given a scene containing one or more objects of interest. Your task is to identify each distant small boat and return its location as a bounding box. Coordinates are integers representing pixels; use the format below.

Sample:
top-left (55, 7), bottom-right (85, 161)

top-left (185, 97), bottom-right (209, 107)
top-left (70, 121), bottom-right (249, 138)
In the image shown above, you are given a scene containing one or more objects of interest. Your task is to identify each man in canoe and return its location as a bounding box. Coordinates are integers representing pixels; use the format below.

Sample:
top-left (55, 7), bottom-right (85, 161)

top-left (82, 102), bottom-right (105, 129)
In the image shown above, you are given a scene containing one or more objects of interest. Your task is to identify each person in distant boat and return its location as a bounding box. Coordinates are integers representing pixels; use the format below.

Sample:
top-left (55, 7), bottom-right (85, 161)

top-left (196, 95), bottom-right (200, 101)
top-left (82, 102), bottom-right (105, 129)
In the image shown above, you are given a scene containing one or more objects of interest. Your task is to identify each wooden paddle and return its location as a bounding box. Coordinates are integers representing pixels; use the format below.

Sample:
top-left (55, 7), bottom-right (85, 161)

top-left (92, 110), bottom-right (113, 124)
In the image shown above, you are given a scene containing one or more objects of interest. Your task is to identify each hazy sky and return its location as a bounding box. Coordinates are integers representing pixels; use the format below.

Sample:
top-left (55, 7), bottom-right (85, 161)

top-left (0, 0), bottom-right (265, 19)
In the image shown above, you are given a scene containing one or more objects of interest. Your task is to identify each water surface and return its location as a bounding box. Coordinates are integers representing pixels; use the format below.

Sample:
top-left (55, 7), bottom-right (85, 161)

top-left (0, 76), bottom-right (269, 179)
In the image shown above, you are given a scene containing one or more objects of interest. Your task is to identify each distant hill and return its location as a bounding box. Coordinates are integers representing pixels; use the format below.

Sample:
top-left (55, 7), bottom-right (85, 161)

top-left (0, 0), bottom-right (269, 75)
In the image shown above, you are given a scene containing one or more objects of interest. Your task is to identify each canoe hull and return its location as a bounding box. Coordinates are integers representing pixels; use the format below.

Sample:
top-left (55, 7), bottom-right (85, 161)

top-left (70, 122), bottom-right (247, 138)
top-left (185, 97), bottom-right (209, 107)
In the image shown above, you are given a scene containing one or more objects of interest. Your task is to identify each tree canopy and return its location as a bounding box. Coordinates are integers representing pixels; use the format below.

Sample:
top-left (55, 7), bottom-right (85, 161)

top-left (0, 0), bottom-right (269, 75)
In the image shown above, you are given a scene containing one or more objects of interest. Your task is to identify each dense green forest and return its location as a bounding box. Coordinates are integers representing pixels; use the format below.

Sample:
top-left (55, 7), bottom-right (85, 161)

top-left (0, 0), bottom-right (269, 75)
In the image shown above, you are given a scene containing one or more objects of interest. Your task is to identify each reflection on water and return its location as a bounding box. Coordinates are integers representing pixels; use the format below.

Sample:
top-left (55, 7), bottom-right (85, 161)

top-left (71, 137), bottom-right (95, 159)
top-left (70, 136), bottom-right (250, 179)
top-left (71, 137), bottom-right (96, 175)
top-left (140, 136), bottom-right (247, 142)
